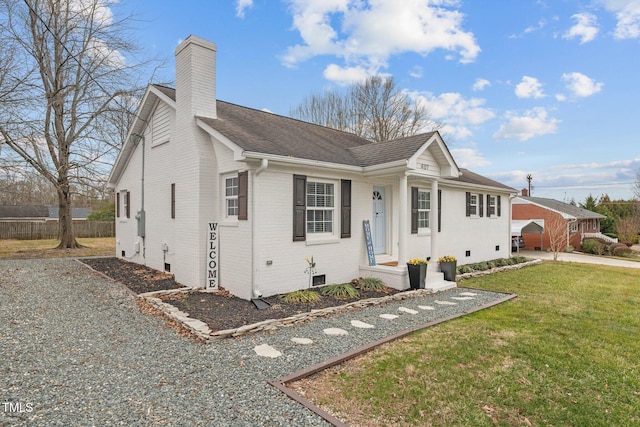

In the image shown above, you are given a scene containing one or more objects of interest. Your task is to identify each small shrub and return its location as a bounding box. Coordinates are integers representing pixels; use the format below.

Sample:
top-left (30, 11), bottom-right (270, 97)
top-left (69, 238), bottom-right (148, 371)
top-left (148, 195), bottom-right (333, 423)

top-left (512, 256), bottom-right (527, 264)
top-left (280, 290), bottom-right (320, 303)
top-left (487, 261), bottom-right (496, 269)
top-left (495, 258), bottom-right (510, 267)
top-left (612, 245), bottom-right (633, 257)
top-left (457, 265), bottom-right (473, 274)
top-left (320, 283), bottom-right (360, 299)
top-left (475, 262), bottom-right (489, 271)
top-left (354, 277), bottom-right (386, 291)
top-left (583, 239), bottom-right (605, 255)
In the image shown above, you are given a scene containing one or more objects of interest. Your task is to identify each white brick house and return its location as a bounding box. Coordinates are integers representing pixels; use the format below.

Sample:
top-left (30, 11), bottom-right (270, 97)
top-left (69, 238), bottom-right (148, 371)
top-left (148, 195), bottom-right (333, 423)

top-left (108, 35), bottom-right (517, 300)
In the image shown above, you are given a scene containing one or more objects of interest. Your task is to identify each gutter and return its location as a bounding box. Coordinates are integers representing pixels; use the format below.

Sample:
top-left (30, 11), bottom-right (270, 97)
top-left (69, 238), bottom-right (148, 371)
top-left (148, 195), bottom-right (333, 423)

top-left (251, 159), bottom-right (268, 298)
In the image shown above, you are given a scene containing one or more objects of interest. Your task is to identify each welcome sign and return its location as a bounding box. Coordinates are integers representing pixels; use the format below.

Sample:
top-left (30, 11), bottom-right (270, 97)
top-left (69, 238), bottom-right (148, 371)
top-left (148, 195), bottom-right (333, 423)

top-left (206, 222), bottom-right (218, 289)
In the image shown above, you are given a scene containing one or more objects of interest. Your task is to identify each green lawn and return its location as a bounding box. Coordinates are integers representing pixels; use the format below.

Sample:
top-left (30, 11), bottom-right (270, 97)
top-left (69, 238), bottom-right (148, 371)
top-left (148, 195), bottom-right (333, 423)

top-left (299, 262), bottom-right (640, 426)
top-left (0, 237), bottom-right (115, 259)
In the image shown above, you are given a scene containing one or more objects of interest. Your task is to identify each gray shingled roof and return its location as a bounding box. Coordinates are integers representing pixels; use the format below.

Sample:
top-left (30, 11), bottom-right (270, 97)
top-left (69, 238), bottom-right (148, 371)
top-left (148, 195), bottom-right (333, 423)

top-left (147, 85), bottom-right (513, 193)
top-left (449, 169), bottom-right (516, 191)
top-left (0, 205), bottom-right (49, 219)
top-left (521, 196), bottom-right (606, 219)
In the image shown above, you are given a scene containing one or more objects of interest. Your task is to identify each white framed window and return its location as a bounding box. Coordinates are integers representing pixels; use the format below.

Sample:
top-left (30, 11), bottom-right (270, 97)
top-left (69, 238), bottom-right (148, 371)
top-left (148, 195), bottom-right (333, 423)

top-left (469, 194), bottom-right (478, 216)
top-left (418, 190), bottom-right (431, 229)
top-left (488, 195), bottom-right (497, 216)
top-left (570, 222), bottom-right (578, 232)
top-left (225, 176), bottom-right (238, 217)
top-left (306, 180), bottom-right (335, 234)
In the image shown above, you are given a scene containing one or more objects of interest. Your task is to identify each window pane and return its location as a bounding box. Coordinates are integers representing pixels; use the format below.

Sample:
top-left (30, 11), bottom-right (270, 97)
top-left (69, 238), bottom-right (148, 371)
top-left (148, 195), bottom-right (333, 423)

top-left (226, 177), bottom-right (238, 196)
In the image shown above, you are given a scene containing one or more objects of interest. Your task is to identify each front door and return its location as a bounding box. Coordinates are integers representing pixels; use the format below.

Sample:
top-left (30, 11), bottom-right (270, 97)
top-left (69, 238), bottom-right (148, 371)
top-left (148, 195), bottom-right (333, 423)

top-left (372, 186), bottom-right (386, 254)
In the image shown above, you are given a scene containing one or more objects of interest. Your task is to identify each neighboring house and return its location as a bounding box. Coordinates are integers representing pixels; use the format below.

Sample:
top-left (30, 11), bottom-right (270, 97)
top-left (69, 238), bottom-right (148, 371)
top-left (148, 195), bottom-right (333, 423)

top-left (108, 35), bottom-right (517, 300)
top-left (0, 205), bottom-right (50, 222)
top-left (0, 205), bottom-right (92, 222)
top-left (46, 206), bottom-right (92, 221)
top-left (513, 195), bottom-right (609, 250)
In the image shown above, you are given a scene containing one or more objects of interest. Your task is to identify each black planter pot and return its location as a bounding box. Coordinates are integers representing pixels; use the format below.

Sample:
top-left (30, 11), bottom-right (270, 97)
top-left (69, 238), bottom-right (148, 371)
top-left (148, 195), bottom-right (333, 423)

top-left (407, 263), bottom-right (427, 289)
top-left (439, 261), bottom-right (457, 282)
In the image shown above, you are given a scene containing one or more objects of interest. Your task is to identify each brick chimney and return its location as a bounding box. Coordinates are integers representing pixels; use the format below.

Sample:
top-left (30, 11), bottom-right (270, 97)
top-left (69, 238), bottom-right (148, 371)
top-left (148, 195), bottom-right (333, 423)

top-left (521, 188), bottom-right (528, 197)
top-left (175, 35), bottom-right (217, 119)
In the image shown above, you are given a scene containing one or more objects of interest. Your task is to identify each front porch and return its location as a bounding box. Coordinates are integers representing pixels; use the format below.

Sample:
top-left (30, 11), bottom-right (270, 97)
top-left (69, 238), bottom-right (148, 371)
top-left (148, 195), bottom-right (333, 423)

top-left (359, 259), bottom-right (456, 292)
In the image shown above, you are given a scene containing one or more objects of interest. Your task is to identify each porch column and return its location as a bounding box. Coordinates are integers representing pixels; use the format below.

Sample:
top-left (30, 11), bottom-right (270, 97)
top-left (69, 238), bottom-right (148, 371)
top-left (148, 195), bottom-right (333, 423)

top-left (398, 174), bottom-right (408, 266)
top-left (429, 179), bottom-right (439, 271)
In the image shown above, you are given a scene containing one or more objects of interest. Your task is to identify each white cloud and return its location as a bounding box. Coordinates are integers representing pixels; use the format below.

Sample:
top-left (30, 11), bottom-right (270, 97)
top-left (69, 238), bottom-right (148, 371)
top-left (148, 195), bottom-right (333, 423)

top-left (515, 76), bottom-right (545, 99)
top-left (410, 91), bottom-right (495, 140)
top-left (493, 107), bottom-right (559, 141)
top-left (282, 0), bottom-right (480, 75)
top-left (236, 0), bottom-right (253, 18)
top-left (322, 64), bottom-right (372, 85)
top-left (598, 0), bottom-right (640, 39)
top-left (472, 78), bottom-right (491, 91)
top-left (563, 13), bottom-right (599, 43)
top-left (450, 147), bottom-right (490, 168)
top-left (561, 72), bottom-right (604, 97)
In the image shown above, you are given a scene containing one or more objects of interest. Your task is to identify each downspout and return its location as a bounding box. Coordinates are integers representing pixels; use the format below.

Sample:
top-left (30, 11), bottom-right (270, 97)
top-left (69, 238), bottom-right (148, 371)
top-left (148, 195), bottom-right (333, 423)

top-left (132, 133), bottom-right (146, 259)
top-left (509, 194), bottom-right (517, 254)
top-left (251, 159), bottom-right (268, 298)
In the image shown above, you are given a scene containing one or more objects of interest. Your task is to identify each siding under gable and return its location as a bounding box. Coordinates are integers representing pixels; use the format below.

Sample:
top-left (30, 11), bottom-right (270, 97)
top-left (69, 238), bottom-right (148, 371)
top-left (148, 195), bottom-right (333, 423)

top-left (151, 102), bottom-right (174, 146)
top-left (416, 147), bottom-right (441, 175)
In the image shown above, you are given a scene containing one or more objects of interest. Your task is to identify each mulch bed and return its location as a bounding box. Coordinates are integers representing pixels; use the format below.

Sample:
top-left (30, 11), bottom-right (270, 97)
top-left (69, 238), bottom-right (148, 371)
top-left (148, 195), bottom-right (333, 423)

top-left (81, 257), bottom-right (399, 332)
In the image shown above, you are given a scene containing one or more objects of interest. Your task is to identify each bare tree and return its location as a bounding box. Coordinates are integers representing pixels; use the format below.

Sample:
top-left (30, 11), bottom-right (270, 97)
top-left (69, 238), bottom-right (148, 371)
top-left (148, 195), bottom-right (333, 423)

top-left (546, 215), bottom-right (568, 261)
top-left (291, 76), bottom-right (441, 143)
top-left (0, 0), bottom-right (146, 247)
top-left (634, 168), bottom-right (640, 200)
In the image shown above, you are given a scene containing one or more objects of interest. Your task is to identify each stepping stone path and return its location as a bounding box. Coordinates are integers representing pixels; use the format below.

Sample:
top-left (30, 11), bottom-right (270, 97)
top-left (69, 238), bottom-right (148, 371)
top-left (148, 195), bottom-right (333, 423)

top-left (380, 314), bottom-right (398, 320)
top-left (254, 344), bottom-right (282, 358)
top-left (351, 320), bottom-right (375, 329)
top-left (253, 292), bottom-right (480, 358)
top-left (324, 327), bottom-right (349, 336)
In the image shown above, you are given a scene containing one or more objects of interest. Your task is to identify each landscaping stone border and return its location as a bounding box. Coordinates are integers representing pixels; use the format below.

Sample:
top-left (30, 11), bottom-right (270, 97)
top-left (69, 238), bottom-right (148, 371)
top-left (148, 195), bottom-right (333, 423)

top-left (139, 257), bottom-right (541, 342)
top-left (139, 288), bottom-right (436, 342)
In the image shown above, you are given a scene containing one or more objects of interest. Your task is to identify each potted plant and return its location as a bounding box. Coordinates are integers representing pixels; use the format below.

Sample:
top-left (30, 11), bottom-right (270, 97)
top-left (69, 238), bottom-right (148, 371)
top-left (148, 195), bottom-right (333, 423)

top-left (407, 258), bottom-right (429, 289)
top-left (437, 255), bottom-right (457, 282)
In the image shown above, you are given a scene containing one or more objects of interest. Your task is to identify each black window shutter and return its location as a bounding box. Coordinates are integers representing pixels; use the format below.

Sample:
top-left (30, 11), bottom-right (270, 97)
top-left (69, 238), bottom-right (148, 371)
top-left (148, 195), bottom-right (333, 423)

top-left (438, 189), bottom-right (442, 232)
top-left (238, 171), bottom-right (248, 220)
top-left (497, 195), bottom-right (502, 217)
top-left (479, 193), bottom-right (484, 217)
top-left (171, 184), bottom-right (175, 219)
top-left (126, 191), bottom-right (131, 218)
top-left (341, 179), bottom-right (351, 238)
top-left (486, 194), bottom-right (491, 217)
top-left (293, 175), bottom-right (306, 241)
top-left (411, 187), bottom-right (418, 234)
top-left (465, 192), bottom-right (471, 217)
top-left (116, 192), bottom-right (120, 218)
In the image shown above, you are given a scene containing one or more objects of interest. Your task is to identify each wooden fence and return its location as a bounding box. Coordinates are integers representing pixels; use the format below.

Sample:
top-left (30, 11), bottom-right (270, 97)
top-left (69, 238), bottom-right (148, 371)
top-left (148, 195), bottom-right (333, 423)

top-left (0, 221), bottom-right (115, 240)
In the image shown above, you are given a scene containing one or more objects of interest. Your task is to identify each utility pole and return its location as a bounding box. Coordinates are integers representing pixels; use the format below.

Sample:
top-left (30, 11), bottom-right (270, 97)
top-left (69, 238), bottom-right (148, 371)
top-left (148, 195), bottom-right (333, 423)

top-left (526, 174), bottom-right (533, 196)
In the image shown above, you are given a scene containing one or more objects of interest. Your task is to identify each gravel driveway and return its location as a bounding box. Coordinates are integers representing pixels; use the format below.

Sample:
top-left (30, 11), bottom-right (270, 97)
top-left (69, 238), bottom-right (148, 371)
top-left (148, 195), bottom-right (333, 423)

top-left (1, 258), bottom-right (510, 426)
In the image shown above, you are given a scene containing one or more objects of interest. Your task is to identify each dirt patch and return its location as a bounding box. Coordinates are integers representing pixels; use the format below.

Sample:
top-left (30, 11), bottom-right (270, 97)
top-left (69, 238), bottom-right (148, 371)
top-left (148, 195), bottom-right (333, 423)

top-left (81, 257), bottom-right (399, 332)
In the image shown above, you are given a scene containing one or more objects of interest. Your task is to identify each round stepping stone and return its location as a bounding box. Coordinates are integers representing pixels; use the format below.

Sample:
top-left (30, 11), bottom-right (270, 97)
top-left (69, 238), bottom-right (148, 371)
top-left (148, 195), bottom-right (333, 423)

top-left (398, 307), bottom-right (418, 314)
top-left (351, 320), bottom-right (375, 329)
top-left (291, 337), bottom-right (313, 345)
top-left (435, 300), bottom-right (457, 305)
top-left (418, 305), bottom-right (435, 310)
top-left (324, 327), bottom-right (348, 336)
top-left (254, 344), bottom-right (282, 358)
top-left (380, 314), bottom-right (399, 320)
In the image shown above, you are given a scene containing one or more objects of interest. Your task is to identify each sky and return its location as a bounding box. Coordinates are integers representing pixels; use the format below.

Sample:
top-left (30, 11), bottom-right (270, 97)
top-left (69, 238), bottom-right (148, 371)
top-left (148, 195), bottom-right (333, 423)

top-left (116, 0), bottom-right (639, 203)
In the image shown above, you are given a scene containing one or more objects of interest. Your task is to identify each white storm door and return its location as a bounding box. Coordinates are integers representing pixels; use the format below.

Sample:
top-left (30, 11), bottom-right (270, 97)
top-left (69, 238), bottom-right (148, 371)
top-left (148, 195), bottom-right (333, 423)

top-left (372, 186), bottom-right (386, 254)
